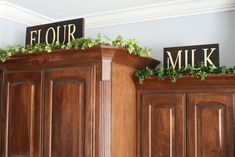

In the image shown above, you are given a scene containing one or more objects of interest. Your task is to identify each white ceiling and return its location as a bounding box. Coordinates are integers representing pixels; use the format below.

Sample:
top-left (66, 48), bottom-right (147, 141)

top-left (1, 0), bottom-right (234, 28)
top-left (4, 0), bottom-right (175, 19)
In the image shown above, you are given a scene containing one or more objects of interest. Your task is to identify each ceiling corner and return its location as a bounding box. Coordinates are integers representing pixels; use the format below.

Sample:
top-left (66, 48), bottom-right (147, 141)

top-left (0, 1), bottom-right (54, 26)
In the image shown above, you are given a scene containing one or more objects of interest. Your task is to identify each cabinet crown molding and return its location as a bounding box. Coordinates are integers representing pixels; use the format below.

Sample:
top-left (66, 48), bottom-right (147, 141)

top-left (135, 74), bottom-right (235, 91)
top-left (0, 46), bottom-right (160, 70)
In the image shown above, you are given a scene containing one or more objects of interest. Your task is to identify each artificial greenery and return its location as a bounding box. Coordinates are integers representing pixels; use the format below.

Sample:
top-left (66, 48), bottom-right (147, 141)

top-left (2, 34), bottom-right (235, 84)
top-left (0, 34), bottom-right (151, 62)
top-left (134, 63), bottom-right (235, 84)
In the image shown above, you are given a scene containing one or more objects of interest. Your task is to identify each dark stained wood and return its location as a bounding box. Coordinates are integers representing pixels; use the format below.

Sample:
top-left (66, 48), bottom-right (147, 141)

top-left (135, 75), bottom-right (235, 92)
top-left (0, 46), bottom-right (159, 71)
top-left (0, 70), bottom-right (43, 157)
top-left (188, 93), bottom-right (234, 157)
top-left (139, 93), bottom-right (186, 157)
top-left (99, 81), bottom-right (112, 157)
top-left (0, 46), bottom-right (160, 157)
top-left (43, 66), bottom-right (96, 157)
top-left (111, 62), bottom-right (137, 157)
top-left (135, 76), bottom-right (235, 157)
top-left (98, 47), bottom-right (160, 157)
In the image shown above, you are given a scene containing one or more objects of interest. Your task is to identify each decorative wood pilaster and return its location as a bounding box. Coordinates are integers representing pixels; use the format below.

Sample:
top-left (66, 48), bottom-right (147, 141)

top-left (99, 81), bottom-right (112, 157)
top-left (99, 49), bottom-right (114, 157)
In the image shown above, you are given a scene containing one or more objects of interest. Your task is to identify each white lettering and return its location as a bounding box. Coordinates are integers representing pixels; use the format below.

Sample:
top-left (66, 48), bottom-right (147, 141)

top-left (37, 29), bottom-right (42, 44)
top-left (63, 25), bottom-right (68, 43)
top-left (167, 50), bottom-right (182, 69)
top-left (30, 30), bottom-right (38, 45)
top-left (185, 50), bottom-right (188, 68)
top-left (67, 24), bottom-right (76, 42)
top-left (191, 49), bottom-right (196, 68)
top-left (203, 48), bottom-right (216, 68)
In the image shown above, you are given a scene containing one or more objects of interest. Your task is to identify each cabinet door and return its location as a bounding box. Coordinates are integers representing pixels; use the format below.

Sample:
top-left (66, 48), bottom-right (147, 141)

top-left (0, 71), bottom-right (43, 157)
top-left (140, 93), bottom-right (186, 157)
top-left (188, 93), bottom-right (234, 157)
top-left (43, 66), bottom-right (96, 157)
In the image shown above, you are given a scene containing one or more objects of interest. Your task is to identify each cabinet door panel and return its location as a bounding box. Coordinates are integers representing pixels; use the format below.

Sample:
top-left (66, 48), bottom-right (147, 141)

top-left (140, 93), bottom-right (186, 157)
top-left (0, 71), bottom-right (43, 157)
top-left (188, 93), bottom-right (234, 157)
top-left (44, 66), bottom-right (96, 157)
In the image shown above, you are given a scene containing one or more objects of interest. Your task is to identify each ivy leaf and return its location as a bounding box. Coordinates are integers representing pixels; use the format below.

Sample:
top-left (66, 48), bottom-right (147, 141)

top-left (154, 67), bottom-right (164, 80)
top-left (0, 34), bottom-right (150, 61)
top-left (134, 62), bottom-right (235, 84)
top-left (45, 45), bottom-right (52, 53)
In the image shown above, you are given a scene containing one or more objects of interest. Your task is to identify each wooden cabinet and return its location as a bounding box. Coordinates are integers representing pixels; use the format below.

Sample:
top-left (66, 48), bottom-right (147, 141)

top-left (136, 76), bottom-right (235, 157)
top-left (43, 66), bottom-right (95, 157)
top-left (187, 93), bottom-right (234, 157)
top-left (141, 93), bottom-right (186, 157)
top-left (0, 71), bottom-right (43, 157)
top-left (0, 46), bottom-right (160, 157)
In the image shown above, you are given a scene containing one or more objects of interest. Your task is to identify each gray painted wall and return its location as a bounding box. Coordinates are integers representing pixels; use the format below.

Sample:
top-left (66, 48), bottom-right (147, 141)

top-left (86, 11), bottom-right (235, 67)
top-left (0, 19), bottom-right (26, 48)
top-left (0, 10), bottom-right (235, 66)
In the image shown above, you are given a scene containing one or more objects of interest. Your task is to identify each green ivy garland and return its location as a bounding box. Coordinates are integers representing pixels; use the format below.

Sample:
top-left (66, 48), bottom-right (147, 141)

top-left (1, 34), bottom-right (235, 83)
top-left (134, 63), bottom-right (235, 84)
top-left (0, 34), bottom-right (151, 62)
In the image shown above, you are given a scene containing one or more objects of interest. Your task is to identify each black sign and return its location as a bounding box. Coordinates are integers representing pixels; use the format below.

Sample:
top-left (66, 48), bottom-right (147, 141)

top-left (26, 18), bottom-right (84, 45)
top-left (164, 44), bottom-right (219, 69)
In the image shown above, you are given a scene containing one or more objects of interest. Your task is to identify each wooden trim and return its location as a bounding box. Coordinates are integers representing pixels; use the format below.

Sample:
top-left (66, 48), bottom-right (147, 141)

top-left (0, 46), bottom-right (160, 70)
top-left (135, 74), bottom-right (235, 92)
top-left (99, 81), bottom-right (112, 157)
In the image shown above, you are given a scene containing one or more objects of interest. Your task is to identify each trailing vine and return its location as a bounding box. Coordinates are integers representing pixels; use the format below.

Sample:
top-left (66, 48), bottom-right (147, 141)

top-left (134, 63), bottom-right (235, 84)
top-left (2, 34), bottom-right (235, 83)
top-left (0, 34), bottom-right (151, 62)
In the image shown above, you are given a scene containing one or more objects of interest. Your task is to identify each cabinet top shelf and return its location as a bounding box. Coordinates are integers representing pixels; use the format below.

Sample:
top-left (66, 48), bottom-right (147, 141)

top-left (0, 45), bottom-right (160, 70)
top-left (135, 74), bottom-right (235, 91)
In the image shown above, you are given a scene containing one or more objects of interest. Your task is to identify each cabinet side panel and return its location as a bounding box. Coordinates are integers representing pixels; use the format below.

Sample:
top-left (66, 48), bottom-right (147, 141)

top-left (111, 63), bottom-right (137, 157)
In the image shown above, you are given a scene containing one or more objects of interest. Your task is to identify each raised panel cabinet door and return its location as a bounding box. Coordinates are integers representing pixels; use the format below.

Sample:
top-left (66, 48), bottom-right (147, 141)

top-left (140, 93), bottom-right (186, 157)
top-left (0, 71), bottom-right (43, 157)
top-left (187, 93), bottom-right (235, 157)
top-left (43, 65), bottom-right (96, 157)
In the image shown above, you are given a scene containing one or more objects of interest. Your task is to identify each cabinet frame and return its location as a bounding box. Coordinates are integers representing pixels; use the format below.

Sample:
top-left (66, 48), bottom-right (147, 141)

top-left (137, 92), bottom-right (186, 157)
top-left (0, 46), bottom-right (159, 157)
top-left (136, 75), bottom-right (235, 157)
